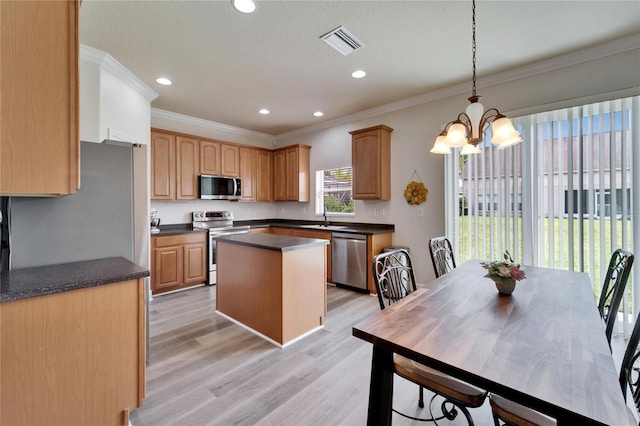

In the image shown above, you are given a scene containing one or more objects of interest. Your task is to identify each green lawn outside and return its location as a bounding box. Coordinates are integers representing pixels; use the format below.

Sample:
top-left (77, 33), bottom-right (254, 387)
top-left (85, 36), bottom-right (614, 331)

top-left (458, 215), bottom-right (632, 302)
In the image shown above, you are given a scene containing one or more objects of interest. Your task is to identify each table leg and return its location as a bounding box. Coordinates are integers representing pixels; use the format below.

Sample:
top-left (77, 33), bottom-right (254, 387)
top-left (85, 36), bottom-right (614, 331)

top-left (367, 345), bottom-right (394, 426)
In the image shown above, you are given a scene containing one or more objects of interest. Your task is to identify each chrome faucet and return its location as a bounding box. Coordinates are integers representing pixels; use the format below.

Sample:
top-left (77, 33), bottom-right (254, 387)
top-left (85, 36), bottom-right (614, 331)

top-left (323, 211), bottom-right (328, 227)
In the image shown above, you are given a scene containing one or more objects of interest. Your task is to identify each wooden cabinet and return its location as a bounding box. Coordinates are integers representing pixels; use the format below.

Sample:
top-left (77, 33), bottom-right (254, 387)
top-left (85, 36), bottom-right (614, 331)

top-left (239, 147), bottom-right (257, 201)
top-left (273, 149), bottom-right (286, 201)
top-left (366, 232), bottom-right (394, 294)
top-left (350, 125), bottom-right (393, 200)
top-left (152, 232), bottom-right (207, 294)
top-left (273, 144), bottom-right (311, 202)
top-left (200, 140), bottom-right (221, 175)
top-left (200, 141), bottom-right (239, 177)
top-left (1, 279), bottom-right (145, 425)
top-left (220, 144), bottom-right (240, 177)
top-left (151, 131), bottom-right (199, 200)
top-left (0, 0), bottom-right (79, 195)
top-left (176, 136), bottom-right (199, 200)
top-left (290, 228), bottom-right (333, 283)
top-left (256, 149), bottom-right (273, 201)
top-left (270, 227), bottom-right (292, 236)
top-left (151, 131), bottom-right (175, 199)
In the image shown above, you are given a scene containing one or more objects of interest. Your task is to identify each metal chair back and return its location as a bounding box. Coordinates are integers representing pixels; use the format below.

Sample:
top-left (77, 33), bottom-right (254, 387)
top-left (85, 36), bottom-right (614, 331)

top-left (598, 249), bottom-right (634, 344)
top-left (429, 236), bottom-right (456, 278)
top-left (620, 309), bottom-right (640, 417)
top-left (372, 249), bottom-right (417, 310)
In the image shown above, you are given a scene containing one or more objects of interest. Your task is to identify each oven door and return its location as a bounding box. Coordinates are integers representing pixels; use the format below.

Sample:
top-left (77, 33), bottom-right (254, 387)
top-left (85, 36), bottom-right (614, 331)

top-left (208, 229), bottom-right (250, 285)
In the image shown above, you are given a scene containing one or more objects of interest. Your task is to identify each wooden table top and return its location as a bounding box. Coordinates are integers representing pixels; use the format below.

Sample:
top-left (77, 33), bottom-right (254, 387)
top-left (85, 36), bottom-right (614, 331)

top-left (352, 260), bottom-right (631, 425)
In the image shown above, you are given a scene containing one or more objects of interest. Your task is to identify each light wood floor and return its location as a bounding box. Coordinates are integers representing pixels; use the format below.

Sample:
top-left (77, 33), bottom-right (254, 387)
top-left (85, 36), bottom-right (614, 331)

top-left (132, 284), bottom-right (630, 426)
top-left (132, 284), bottom-right (497, 425)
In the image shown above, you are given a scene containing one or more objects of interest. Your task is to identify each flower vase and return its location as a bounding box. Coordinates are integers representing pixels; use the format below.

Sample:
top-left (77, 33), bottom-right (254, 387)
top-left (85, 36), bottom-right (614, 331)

top-left (494, 278), bottom-right (516, 295)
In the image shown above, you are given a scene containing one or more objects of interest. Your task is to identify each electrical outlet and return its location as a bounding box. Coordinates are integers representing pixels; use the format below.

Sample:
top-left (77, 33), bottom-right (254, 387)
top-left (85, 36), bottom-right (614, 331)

top-left (368, 208), bottom-right (375, 216)
top-left (417, 208), bottom-right (424, 218)
top-left (379, 208), bottom-right (386, 217)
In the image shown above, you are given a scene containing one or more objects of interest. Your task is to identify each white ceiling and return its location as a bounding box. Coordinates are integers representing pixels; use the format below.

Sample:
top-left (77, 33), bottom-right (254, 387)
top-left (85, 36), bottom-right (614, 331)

top-left (79, 0), bottom-right (640, 136)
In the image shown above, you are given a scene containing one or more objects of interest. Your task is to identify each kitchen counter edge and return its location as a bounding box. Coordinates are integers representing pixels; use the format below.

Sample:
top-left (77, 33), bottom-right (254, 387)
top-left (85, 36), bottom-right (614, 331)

top-left (152, 220), bottom-right (395, 236)
top-left (217, 233), bottom-right (330, 252)
top-left (1, 257), bottom-right (150, 303)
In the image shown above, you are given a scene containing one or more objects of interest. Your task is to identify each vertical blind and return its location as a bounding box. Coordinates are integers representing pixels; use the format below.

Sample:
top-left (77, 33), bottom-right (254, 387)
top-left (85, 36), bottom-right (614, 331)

top-left (448, 96), bottom-right (638, 334)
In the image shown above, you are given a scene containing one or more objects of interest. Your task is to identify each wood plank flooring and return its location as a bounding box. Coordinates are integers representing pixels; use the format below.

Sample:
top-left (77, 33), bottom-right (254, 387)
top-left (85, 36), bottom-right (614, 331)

top-left (132, 285), bottom-right (496, 425)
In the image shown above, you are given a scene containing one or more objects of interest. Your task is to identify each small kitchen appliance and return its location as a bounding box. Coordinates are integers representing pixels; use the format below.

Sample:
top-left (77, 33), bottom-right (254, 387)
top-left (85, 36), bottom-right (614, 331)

top-left (150, 209), bottom-right (161, 233)
top-left (192, 210), bottom-right (250, 285)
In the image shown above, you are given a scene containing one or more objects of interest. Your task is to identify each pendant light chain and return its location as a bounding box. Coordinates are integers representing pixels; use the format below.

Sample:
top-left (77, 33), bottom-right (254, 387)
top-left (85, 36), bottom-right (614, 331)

top-left (471, 0), bottom-right (477, 97)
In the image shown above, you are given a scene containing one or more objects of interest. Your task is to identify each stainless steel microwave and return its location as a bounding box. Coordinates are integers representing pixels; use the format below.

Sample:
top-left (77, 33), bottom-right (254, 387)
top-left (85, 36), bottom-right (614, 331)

top-left (199, 175), bottom-right (241, 200)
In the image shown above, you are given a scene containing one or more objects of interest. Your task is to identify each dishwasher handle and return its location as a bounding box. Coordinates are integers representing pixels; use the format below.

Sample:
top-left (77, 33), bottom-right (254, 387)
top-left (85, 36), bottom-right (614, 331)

top-left (332, 232), bottom-right (367, 241)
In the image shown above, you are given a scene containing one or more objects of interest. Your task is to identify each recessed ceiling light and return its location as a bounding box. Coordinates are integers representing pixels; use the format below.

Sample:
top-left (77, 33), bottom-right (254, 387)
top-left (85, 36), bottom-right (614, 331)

top-left (351, 70), bottom-right (366, 79)
top-left (156, 77), bottom-right (172, 86)
top-left (232, 0), bottom-right (256, 14)
top-left (313, 111), bottom-right (324, 117)
top-left (259, 108), bottom-right (270, 115)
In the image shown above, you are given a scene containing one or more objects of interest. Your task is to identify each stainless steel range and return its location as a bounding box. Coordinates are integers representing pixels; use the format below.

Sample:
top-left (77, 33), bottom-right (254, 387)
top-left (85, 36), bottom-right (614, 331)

top-left (192, 211), bottom-right (250, 285)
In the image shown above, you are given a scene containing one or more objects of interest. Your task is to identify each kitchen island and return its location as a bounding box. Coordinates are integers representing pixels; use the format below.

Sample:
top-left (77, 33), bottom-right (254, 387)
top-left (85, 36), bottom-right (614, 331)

top-left (216, 233), bottom-right (329, 347)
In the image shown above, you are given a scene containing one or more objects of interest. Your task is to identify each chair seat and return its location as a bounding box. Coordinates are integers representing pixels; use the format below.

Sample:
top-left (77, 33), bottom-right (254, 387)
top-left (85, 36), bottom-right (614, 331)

top-left (489, 394), bottom-right (556, 426)
top-left (394, 354), bottom-right (487, 408)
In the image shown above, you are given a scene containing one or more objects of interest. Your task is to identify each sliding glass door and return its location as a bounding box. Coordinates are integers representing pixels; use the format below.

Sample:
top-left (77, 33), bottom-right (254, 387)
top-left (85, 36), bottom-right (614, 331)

top-left (447, 96), bottom-right (639, 334)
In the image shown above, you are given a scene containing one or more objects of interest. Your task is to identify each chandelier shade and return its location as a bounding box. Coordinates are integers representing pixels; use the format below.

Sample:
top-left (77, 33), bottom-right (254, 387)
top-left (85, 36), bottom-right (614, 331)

top-left (430, 0), bottom-right (522, 155)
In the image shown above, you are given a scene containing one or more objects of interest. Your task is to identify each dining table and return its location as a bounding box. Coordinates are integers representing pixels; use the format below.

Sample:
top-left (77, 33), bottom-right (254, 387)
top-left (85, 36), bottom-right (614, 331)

top-left (352, 260), bottom-right (633, 425)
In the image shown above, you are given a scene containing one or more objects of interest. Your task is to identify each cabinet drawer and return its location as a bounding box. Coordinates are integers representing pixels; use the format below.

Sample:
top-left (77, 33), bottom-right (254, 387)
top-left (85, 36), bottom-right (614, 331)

top-left (153, 232), bottom-right (206, 248)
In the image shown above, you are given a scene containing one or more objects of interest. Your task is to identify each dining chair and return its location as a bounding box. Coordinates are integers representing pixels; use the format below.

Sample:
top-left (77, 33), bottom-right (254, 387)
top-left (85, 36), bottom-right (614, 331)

top-left (429, 236), bottom-right (456, 278)
top-left (598, 249), bottom-right (634, 345)
top-left (372, 249), bottom-right (487, 424)
top-left (619, 310), bottom-right (640, 424)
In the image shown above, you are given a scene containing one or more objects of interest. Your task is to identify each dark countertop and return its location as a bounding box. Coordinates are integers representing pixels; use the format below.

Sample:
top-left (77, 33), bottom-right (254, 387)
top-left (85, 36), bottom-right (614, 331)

top-left (153, 223), bottom-right (208, 236)
top-left (1, 257), bottom-right (150, 303)
top-left (153, 219), bottom-right (394, 236)
top-left (217, 233), bottom-right (330, 252)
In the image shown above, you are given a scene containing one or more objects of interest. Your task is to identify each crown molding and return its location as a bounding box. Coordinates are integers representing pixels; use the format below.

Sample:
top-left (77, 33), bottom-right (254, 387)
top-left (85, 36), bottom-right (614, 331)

top-left (80, 44), bottom-right (159, 101)
top-left (151, 108), bottom-right (275, 142)
top-left (276, 33), bottom-right (640, 141)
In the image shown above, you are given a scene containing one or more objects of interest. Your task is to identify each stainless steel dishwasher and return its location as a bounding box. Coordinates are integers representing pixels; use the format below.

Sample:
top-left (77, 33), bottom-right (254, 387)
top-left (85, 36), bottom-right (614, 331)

top-left (331, 232), bottom-right (368, 291)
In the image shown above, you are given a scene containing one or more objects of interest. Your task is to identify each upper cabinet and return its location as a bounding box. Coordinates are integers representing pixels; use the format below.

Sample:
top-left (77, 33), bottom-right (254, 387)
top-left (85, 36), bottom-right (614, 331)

top-left (151, 131), bottom-right (175, 200)
top-left (350, 125), bottom-right (393, 200)
top-left (200, 141), bottom-right (239, 177)
top-left (175, 136), bottom-right (199, 200)
top-left (256, 149), bottom-right (273, 202)
top-left (239, 147), bottom-right (257, 201)
top-left (79, 45), bottom-right (158, 145)
top-left (273, 145), bottom-right (311, 202)
top-left (0, 1), bottom-right (80, 196)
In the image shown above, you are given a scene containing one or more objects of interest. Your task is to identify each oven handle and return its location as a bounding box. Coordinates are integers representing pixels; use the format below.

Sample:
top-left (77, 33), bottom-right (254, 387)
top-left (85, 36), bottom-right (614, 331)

top-left (210, 230), bottom-right (250, 238)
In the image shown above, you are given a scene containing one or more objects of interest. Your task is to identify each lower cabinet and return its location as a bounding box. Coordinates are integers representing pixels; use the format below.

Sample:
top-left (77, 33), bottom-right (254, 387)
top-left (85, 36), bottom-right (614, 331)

top-left (0, 279), bottom-right (145, 426)
top-left (152, 232), bottom-right (207, 294)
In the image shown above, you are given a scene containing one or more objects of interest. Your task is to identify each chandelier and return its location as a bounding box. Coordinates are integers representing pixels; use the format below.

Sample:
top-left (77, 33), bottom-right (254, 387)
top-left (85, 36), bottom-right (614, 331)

top-left (430, 0), bottom-right (522, 155)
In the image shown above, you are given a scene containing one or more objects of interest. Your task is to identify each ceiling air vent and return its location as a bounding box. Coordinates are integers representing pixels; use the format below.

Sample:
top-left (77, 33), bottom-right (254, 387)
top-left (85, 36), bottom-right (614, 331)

top-left (320, 26), bottom-right (364, 56)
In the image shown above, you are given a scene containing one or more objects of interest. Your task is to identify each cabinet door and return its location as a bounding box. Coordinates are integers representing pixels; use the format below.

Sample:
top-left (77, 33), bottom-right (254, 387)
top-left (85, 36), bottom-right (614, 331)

top-left (151, 131), bottom-right (175, 200)
top-left (153, 246), bottom-right (183, 292)
top-left (0, 0), bottom-right (79, 195)
top-left (220, 144), bottom-right (239, 177)
top-left (183, 242), bottom-right (206, 285)
top-left (176, 136), bottom-right (199, 200)
top-left (351, 125), bottom-right (392, 200)
top-left (200, 140), bottom-right (220, 175)
top-left (273, 149), bottom-right (286, 201)
top-left (285, 147), bottom-right (300, 201)
top-left (270, 227), bottom-right (292, 236)
top-left (256, 150), bottom-right (273, 201)
top-left (290, 229), bottom-right (331, 283)
top-left (239, 147), bottom-right (256, 201)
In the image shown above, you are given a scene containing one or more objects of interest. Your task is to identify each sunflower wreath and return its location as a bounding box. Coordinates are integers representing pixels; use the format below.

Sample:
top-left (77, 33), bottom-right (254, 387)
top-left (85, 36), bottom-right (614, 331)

top-left (404, 172), bottom-right (428, 205)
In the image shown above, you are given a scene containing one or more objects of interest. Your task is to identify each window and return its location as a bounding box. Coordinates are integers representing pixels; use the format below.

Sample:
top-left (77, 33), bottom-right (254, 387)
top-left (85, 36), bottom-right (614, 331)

top-left (315, 167), bottom-right (355, 215)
